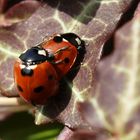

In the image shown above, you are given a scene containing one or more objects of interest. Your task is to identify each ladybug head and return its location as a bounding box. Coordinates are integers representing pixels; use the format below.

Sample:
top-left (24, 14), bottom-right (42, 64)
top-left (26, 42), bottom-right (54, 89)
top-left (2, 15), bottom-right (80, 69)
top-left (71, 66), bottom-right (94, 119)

top-left (19, 46), bottom-right (54, 76)
top-left (19, 46), bottom-right (48, 65)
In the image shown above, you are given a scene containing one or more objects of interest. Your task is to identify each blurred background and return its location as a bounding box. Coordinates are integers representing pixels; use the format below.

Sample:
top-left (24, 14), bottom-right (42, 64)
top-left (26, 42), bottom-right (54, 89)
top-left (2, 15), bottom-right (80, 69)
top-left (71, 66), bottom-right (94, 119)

top-left (0, 111), bottom-right (63, 140)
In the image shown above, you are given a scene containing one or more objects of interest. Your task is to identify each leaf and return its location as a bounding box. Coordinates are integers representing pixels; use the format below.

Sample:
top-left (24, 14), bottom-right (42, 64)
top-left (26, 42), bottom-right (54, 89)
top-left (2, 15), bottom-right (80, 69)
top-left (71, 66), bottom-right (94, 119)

top-left (0, 0), bottom-right (41, 27)
top-left (76, 2), bottom-right (140, 140)
top-left (68, 130), bottom-right (111, 140)
top-left (35, 0), bottom-right (134, 128)
top-left (0, 0), bottom-right (134, 131)
top-left (0, 97), bottom-right (31, 121)
top-left (57, 127), bottom-right (74, 140)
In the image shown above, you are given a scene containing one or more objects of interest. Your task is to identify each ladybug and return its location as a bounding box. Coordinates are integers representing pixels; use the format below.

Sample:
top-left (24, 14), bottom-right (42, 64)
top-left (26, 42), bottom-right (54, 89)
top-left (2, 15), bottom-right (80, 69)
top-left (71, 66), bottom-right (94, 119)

top-left (14, 33), bottom-right (85, 105)
top-left (41, 33), bottom-right (85, 78)
top-left (14, 47), bottom-right (59, 105)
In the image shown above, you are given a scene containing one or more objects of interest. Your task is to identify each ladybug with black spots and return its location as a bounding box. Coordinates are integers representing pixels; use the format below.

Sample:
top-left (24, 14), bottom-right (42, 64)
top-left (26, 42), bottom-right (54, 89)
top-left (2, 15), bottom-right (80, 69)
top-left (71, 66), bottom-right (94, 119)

top-left (14, 47), bottom-right (59, 105)
top-left (14, 33), bottom-right (85, 105)
top-left (41, 33), bottom-right (85, 78)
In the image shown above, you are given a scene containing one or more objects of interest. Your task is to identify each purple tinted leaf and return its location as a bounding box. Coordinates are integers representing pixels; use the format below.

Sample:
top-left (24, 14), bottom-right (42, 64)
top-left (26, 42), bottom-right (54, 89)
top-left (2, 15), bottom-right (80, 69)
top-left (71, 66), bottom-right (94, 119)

top-left (5, 0), bottom-right (41, 20)
top-left (57, 127), bottom-right (74, 140)
top-left (0, 0), bottom-right (41, 27)
top-left (69, 131), bottom-right (96, 140)
top-left (68, 130), bottom-right (111, 140)
top-left (77, 2), bottom-right (140, 140)
top-left (78, 101), bottom-right (106, 130)
top-left (35, 0), bottom-right (134, 128)
top-left (0, 0), bottom-right (134, 130)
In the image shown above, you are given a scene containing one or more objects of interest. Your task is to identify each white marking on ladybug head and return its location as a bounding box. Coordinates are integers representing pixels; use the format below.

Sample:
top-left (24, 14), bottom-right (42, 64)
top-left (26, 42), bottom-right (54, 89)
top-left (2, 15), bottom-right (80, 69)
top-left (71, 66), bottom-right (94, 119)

top-left (20, 63), bottom-right (37, 70)
top-left (27, 65), bottom-right (37, 69)
top-left (75, 37), bottom-right (81, 45)
top-left (62, 38), bottom-right (69, 42)
top-left (26, 59), bottom-right (32, 65)
top-left (38, 50), bottom-right (46, 56)
top-left (56, 34), bottom-right (61, 37)
top-left (22, 49), bottom-right (28, 54)
top-left (20, 64), bottom-right (25, 69)
top-left (27, 59), bottom-right (32, 62)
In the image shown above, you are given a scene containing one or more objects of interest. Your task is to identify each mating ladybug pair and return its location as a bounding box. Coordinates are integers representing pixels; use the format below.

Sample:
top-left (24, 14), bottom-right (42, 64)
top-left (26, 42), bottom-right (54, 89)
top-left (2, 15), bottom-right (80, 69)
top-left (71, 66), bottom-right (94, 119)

top-left (14, 33), bottom-right (85, 105)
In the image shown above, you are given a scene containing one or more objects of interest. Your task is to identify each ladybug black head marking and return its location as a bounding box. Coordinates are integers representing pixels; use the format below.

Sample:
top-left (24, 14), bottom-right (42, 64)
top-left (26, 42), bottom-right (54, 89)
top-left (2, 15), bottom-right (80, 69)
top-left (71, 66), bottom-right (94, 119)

top-left (19, 47), bottom-right (48, 65)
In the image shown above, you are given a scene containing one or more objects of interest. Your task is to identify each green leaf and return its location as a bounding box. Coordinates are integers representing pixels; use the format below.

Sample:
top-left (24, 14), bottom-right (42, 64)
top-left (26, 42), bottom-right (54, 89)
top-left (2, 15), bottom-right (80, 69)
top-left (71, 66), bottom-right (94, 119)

top-left (0, 112), bottom-right (63, 140)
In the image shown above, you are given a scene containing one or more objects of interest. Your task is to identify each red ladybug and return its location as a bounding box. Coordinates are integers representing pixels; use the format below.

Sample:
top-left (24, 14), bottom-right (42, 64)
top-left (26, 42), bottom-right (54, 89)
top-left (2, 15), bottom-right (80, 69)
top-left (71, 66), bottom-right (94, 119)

top-left (14, 47), bottom-right (59, 105)
top-left (14, 33), bottom-right (85, 105)
top-left (41, 33), bottom-right (84, 78)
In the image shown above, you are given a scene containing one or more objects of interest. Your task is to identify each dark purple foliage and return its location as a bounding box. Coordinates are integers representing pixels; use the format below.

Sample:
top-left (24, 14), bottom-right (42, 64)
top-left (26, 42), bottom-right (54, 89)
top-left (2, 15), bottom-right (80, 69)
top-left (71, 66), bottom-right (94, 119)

top-left (0, 0), bottom-right (139, 139)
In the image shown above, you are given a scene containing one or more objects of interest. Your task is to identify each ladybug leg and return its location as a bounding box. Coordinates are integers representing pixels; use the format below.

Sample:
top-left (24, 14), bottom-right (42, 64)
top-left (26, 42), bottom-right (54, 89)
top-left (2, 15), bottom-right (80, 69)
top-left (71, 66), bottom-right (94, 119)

top-left (54, 46), bottom-right (69, 55)
top-left (1, 92), bottom-right (19, 98)
top-left (51, 59), bottom-right (64, 64)
top-left (50, 46), bottom-right (70, 64)
top-left (77, 46), bottom-right (82, 51)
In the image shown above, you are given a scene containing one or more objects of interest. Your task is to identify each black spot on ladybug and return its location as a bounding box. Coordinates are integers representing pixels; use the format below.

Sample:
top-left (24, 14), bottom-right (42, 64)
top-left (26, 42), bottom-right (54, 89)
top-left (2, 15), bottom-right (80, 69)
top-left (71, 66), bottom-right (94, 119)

top-left (17, 85), bottom-right (23, 92)
top-left (64, 57), bottom-right (70, 64)
top-left (34, 86), bottom-right (44, 93)
top-left (21, 68), bottom-right (33, 76)
top-left (53, 36), bottom-right (63, 43)
top-left (48, 75), bottom-right (54, 80)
